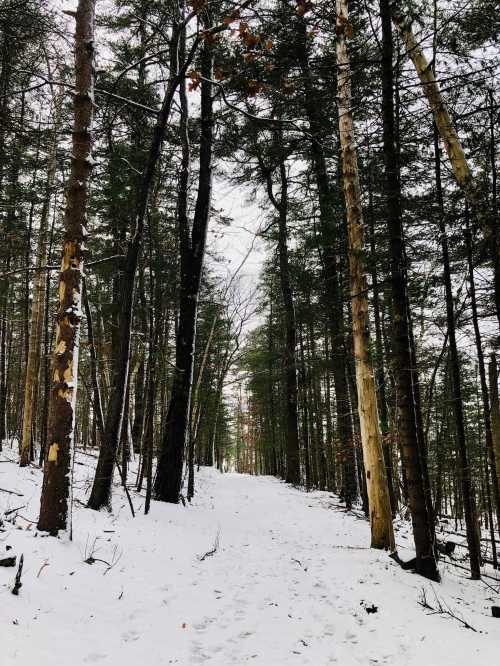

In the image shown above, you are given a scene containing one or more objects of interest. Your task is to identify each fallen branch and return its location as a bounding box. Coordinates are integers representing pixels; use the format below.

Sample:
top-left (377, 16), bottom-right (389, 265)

top-left (442, 558), bottom-right (500, 583)
top-left (198, 530), bottom-right (221, 562)
top-left (418, 586), bottom-right (477, 632)
top-left (0, 487), bottom-right (23, 497)
top-left (4, 505), bottom-right (26, 516)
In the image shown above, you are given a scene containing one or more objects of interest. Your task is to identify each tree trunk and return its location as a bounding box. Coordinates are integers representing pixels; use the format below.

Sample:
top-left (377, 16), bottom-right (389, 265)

top-left (154, 28), bottom-right (214, 504)
top-left (380, 0), bottom-right (438, 577)
top-left (276, 156), bottom-right (301, 485)
top-left (40, 209), bottom-right (57, 466)
top-left (38, 0), bottom-right (95, 534)
top-left (433, 124), bottom-right (482, 580)
top-left (367, 158), bottom-right (396, 516)
top-left (257, 137), bottom-right (301, 486)
top-left (336, 0), bottom-right (395, 551)
top-left (490, 356), bottom-right (500, 493)
top-left (189, 311), bottom-right (218, 499)
top-left (465, 210), bottom-right (500, 533)
top-left (87, 17), bottom-right (187, 510)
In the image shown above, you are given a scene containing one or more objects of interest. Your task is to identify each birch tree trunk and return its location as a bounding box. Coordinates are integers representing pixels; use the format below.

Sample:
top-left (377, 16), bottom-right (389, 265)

top-left (389, 1), bottom-right (500, 331)
top-left (336, 0), bottom-right (395, 551)
top-left (38, 0), bottom-right (95, 534)
top-left (20, 94), bottom-right (62, 467)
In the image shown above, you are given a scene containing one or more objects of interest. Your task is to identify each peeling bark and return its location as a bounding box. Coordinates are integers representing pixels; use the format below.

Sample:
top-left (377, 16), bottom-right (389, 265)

top-left (336, 0), bottom-right (395, 552)
top-left (38, 0), bottom-right (95, 535)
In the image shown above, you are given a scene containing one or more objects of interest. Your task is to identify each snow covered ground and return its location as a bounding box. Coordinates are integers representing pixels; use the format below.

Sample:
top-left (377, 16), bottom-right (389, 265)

top-left (1, 449), bottom-right (499, 666)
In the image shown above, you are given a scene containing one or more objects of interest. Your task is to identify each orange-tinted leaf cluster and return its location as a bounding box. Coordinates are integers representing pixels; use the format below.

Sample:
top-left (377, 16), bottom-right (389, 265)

top-left (187, 70), bottom-right (201, 92)
top-left (235, 22), bottom-right (273, 64)
top-left (238, 21), bottom-right (262, 48)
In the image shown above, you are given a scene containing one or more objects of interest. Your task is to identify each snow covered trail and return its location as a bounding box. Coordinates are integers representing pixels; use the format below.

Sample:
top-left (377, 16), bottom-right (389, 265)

top-left (1, 452), bottom-right (499, 666)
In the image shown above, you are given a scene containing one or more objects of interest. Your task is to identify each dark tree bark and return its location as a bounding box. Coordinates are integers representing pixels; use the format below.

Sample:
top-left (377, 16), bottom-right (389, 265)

top-left (131, 356), bottom-right (145, 455)
top-left (464, 208), bottom-right (500, 533)
top-left (256, 136), bottom-right (301, 485)
top-left (154, 28), bottom-right (214, 504)
top-left (87, 13), bottom-right (197, 510)
top-left (298, 325), bottom-right (312, 490)
top-left (276, 156), bottom-right (301, 485)
top-left (433, 124), bottom-right (482, 580)
top-left (379, 0), bottom-right (439, 578)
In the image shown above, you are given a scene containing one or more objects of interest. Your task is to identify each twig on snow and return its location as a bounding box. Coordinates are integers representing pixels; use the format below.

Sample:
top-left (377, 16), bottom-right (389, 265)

top-left (4, 505), bottom-right (26, 516)
top-left (37, 560), bottom-right (50, 578)
top-left (198, 529), bottom-right (221, 561)
top-left (418, 586), bottom-right (477, 632)
top-left (291, 558), bottom-right (308, 571)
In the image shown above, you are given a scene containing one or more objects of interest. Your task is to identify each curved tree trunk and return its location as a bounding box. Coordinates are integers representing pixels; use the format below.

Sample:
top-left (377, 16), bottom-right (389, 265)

top-left (390, 1), bottom-right (500, 331)
top-left (87, 16), bottom-right (189, 511)
top-left (154, 26), bottom-right (214, 504)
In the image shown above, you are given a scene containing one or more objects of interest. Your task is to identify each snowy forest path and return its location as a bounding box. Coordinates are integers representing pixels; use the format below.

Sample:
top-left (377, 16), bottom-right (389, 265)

top-left (1, 454), bottom-right (498, 665)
